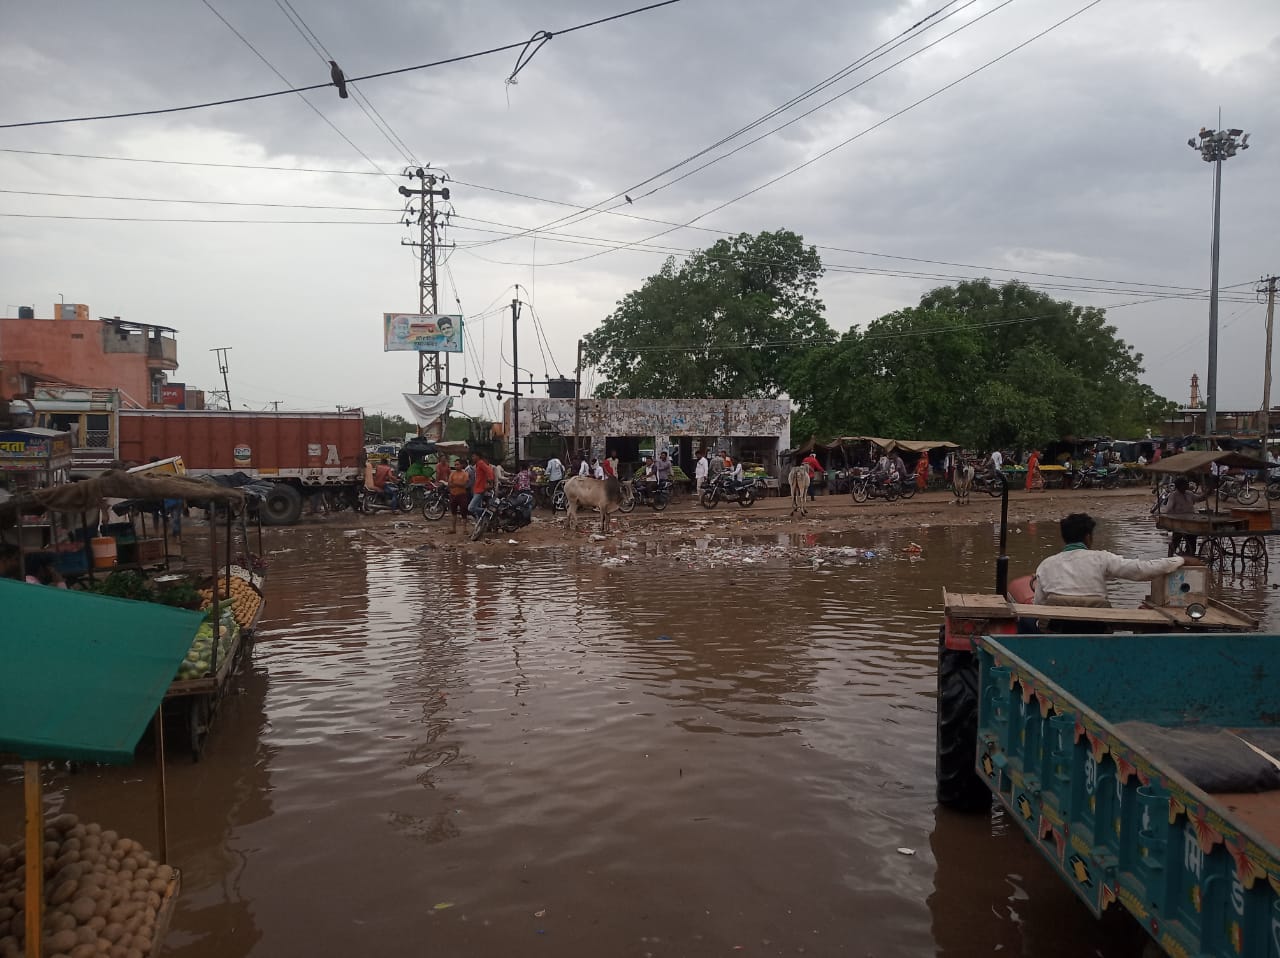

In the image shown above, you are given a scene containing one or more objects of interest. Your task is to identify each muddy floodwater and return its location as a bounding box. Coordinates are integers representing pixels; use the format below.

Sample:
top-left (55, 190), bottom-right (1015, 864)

top-left (5, 502), bottom-right (1278, 956)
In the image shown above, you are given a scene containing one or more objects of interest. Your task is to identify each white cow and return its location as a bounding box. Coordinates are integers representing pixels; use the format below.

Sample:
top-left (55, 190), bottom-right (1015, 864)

top-left (953, 462), bottom-right (975, 505)
top-left (789, 466), bottom-right (811, 519)
top-left (564, 475), bottom-right (624, 535)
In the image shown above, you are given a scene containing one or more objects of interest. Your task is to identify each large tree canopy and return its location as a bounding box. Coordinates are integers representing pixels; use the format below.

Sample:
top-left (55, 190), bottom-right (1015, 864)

top-left (787, 280), bottom-right (1174, 448)
top-left (583, 230), bottom-right (833, 398)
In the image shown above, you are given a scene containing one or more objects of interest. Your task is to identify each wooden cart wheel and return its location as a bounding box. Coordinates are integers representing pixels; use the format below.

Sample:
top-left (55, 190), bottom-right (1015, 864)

top-left (1198, 538), bottom-right (1227, 569)
top-left (1241, 536), bottom-right (1268, 569)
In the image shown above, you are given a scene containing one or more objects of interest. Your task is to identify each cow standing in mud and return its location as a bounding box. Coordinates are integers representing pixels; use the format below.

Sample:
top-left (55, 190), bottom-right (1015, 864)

top-left (564, 475), bottom-right (623, 535)
top-left (788, 465), bottom-right (811, 519)
top-left (953, 461), bottom-right (975, 505)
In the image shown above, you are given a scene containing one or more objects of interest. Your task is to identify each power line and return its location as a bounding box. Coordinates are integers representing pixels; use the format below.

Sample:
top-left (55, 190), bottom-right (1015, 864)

top-left (0, 147), bottom-right (389, 175)
top-left (198, 0), bottom-right (395, 183)
top-left (0, 212), bottom-right (393, 225)
top-left (466, 0), bottom-right (993, 250)
top-left (0, 0), bottom-right (690, 129)
top-left (0, 187), bottom-right (398, 212)
top-left (443, 217), bottom-right (1256, 305)
top-left (524, 0), bottom-right (1109, 269)
top-left (271, 0), bottom-right (420, 166)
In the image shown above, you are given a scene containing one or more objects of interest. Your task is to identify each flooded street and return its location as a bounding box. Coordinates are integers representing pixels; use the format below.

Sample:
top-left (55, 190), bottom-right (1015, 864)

top-left (5, 500), bottom-right (1278, 957)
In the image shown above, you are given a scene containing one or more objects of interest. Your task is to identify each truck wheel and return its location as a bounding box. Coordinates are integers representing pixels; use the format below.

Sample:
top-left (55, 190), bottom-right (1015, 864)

top-left (936, 626), bottom-right (990, 811)
top-left (261, 483), bottom-right (304, 525)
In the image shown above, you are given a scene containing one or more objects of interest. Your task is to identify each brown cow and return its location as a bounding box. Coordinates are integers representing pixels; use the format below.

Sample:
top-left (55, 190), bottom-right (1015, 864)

top-left (564, 475), bottom-right (623, 535)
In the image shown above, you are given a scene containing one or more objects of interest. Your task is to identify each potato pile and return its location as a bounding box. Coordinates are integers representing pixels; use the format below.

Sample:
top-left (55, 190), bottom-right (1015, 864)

top-left (198, 576), bottom-right (261, 629)
top-left (0, 813), bottom-right (174, 958)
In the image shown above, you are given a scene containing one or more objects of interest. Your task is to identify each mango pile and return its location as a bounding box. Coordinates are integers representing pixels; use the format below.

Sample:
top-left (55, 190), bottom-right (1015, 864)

top-left (197, 575), bottom-right (261, 630)
top-left (0, 813), bottom-right (175, 958)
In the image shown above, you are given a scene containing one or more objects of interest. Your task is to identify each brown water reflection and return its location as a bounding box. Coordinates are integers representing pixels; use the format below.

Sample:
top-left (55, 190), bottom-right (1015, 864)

top-left (3, 505), bottom-right (1277, 957)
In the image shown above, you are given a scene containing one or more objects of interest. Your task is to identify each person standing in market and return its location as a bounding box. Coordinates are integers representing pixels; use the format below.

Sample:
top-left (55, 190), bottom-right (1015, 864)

top-left (447, 459), bottom-right (470, 535)
top-left (916, 453), bottom-right (930, 491)
top-left (695, 450), bottom-right (710, 496)
top-left (1025, 449), bottom-right (1041, 492)
top-left (652, 450), bottom-right (673, 489)
top-left (578, 454), bottom-right (591, 477)
top-left (604, 450), bottom-right (620, 479)
top-left (435, 453), bottom-right (450, 485)
top-left (469, 452), bottom-right (495, 520)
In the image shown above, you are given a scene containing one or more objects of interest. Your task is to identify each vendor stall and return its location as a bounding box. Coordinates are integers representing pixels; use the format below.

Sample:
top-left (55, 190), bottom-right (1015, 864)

top-left (0, 579), bottom-right (201, 958)
top-left (1149, 449), bottom-right (1276, 570)
top-left (2, 471), bottom-right (267, 758)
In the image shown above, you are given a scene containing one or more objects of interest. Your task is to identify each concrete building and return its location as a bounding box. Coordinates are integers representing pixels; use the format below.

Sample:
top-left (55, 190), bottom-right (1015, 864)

top-left (504, 397), bottom-right (791, 473)
top-left (0, 304), bottom-right (179, 408)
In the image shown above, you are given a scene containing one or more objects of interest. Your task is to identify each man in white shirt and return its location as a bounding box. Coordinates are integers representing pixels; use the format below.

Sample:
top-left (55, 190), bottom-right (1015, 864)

top-left (695, 451), bottom-right (709, 494)
top-left (545, 456), bottom-right (565, 482)
top-left (1033, 513), bottom-right (1189, 629)
top-left (578, 455), bottom-right (590, 477)
top-left (986, 449), bottom-right (1004, 479)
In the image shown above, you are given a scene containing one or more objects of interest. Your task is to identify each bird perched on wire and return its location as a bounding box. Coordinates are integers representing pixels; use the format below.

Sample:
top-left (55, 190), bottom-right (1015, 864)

top-left (329, 60), bottom-right (349, 99)
top-left (624, 195), bottom-right (634, 204)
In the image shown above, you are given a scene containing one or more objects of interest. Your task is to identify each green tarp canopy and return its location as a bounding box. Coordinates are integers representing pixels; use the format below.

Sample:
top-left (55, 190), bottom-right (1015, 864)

top-left (0, 579), bottom-right (203, 764)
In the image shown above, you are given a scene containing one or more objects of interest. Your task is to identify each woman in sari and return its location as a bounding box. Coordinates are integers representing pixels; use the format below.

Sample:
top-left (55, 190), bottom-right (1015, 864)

top-left (916, 453), bottom-right (930, 491)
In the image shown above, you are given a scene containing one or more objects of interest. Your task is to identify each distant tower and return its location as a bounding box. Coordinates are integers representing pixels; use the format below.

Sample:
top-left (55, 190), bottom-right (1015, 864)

top-left (1189, 373), bottom-right (1202, 409)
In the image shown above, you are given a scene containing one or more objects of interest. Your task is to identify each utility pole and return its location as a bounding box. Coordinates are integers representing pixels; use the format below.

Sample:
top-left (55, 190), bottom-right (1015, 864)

top-left (574, 339), bottom-right (583, 457)
top-left (210, 347), bottom-right (232, 409)
top-left (1188, 124), bottom-right (1250, 436)
top-left (511, 298), bottom-right (521, 468)
top-left (270, 400), bottom-right (281, 412)
top-left (398, 169), bottom-right (451, 397)
top-left (1261, 275), bottom-right (1278, 441)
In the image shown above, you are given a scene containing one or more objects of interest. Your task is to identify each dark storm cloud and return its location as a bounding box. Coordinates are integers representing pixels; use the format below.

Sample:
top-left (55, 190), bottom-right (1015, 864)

top-left (2, 0), bottom-right (1279, 413)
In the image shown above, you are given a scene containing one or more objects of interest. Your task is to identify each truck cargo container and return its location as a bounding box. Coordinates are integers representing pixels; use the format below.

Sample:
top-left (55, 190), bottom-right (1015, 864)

top-left (118, 408), bottom-right (364, 524)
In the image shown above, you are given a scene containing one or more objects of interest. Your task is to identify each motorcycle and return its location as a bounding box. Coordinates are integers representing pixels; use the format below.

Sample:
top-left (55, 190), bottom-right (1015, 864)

top-left (419, 482), bottom-right (449, 520)
top-left (618, 479), bottom-right (671, 513)
top-left (356, 481), bottom-right (412, 513)
top-left (699, 473), bottom-right (757, 509)
top-left (850, 471), bottom-right (901, 503)
top-left (1071, 467), bottom-right (1118, 491)
top-left (471, 489), bottom-right (535, 541)
top-left (969, 471), bottom-right (1007, 497)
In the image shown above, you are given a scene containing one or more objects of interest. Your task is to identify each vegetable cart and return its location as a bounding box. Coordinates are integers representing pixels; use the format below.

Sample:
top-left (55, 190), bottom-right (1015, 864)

top-left (0, 579), bottom-right (201, 958)
top-left (973, 631), bottom-right (1280, 957)
top-left (163, 503), bottom-right (267, 761)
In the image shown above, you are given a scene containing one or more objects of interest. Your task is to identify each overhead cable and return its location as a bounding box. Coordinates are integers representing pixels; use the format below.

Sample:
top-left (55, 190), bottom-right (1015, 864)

top-left (0, 0), bottom-right (689, 129)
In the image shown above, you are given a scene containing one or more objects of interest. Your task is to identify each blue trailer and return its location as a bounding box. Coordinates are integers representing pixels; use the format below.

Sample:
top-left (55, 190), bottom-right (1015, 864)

top-left (974, 632), bottom-right (1280, 957)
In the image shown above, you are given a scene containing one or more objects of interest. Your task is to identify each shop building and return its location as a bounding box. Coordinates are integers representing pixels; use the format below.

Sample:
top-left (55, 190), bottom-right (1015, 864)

top-left (504, 397), bottom-right (791, 474)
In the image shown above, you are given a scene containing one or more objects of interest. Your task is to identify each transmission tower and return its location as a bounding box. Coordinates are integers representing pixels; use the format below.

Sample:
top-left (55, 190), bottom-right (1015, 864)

top-left (399, 169), bottom-right (452, 395)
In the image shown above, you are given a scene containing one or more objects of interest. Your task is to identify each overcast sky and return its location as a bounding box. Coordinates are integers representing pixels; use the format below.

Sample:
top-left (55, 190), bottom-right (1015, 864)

top-left (2, 0), bottom-right (1278, 426)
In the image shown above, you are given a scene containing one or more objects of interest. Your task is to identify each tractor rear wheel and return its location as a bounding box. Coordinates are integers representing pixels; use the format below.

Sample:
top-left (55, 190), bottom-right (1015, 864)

top-left (936, 626), bottom-right (990, 811)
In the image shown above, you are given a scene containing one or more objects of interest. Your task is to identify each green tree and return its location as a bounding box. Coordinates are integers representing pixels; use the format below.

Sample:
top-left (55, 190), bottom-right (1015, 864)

top-left (787, 280), bottom-right (1173, 448)
top-left (364, 411), bottom-right (415, 441)
top-left (583, 230), bottom-right (834, 398)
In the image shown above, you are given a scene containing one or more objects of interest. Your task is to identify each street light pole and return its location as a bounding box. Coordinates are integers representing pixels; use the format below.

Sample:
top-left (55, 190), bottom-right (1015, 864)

top-left (1188, 125), bottom-right (1250, 437)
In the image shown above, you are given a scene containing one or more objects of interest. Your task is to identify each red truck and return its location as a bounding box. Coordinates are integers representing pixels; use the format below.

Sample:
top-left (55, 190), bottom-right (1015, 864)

top-left (118, 408), bottom-right (365, 525)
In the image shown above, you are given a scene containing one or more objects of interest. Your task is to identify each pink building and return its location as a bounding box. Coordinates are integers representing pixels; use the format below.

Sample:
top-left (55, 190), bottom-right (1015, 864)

top-left (0, 304), bottom-right (178, 408)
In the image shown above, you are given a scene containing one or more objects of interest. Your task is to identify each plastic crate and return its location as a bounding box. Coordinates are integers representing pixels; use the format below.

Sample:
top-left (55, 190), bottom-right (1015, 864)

top-left (55, 549), bottom-right (90, 575)
top-left (136, 538), bottom-right (166, 565)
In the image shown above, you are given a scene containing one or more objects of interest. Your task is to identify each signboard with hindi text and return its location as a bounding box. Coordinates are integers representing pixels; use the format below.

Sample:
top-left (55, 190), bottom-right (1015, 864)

top-left (383, 313), bottom-right (463, 353)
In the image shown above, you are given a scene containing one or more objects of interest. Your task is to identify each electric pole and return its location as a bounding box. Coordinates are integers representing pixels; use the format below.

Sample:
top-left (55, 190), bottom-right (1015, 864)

top-left (398, 169), bottom-right (452, 396)
top-left (210, 347), bottom-right (232, 409)
top-left (1188, 124), bottom-right (1250, 436)
top-left (1261, 274), bottom-right (1278, 441)
top-left (574, 338), bottom-right (583, 457)
top-left (511, 298), bottom-right (522, 468)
